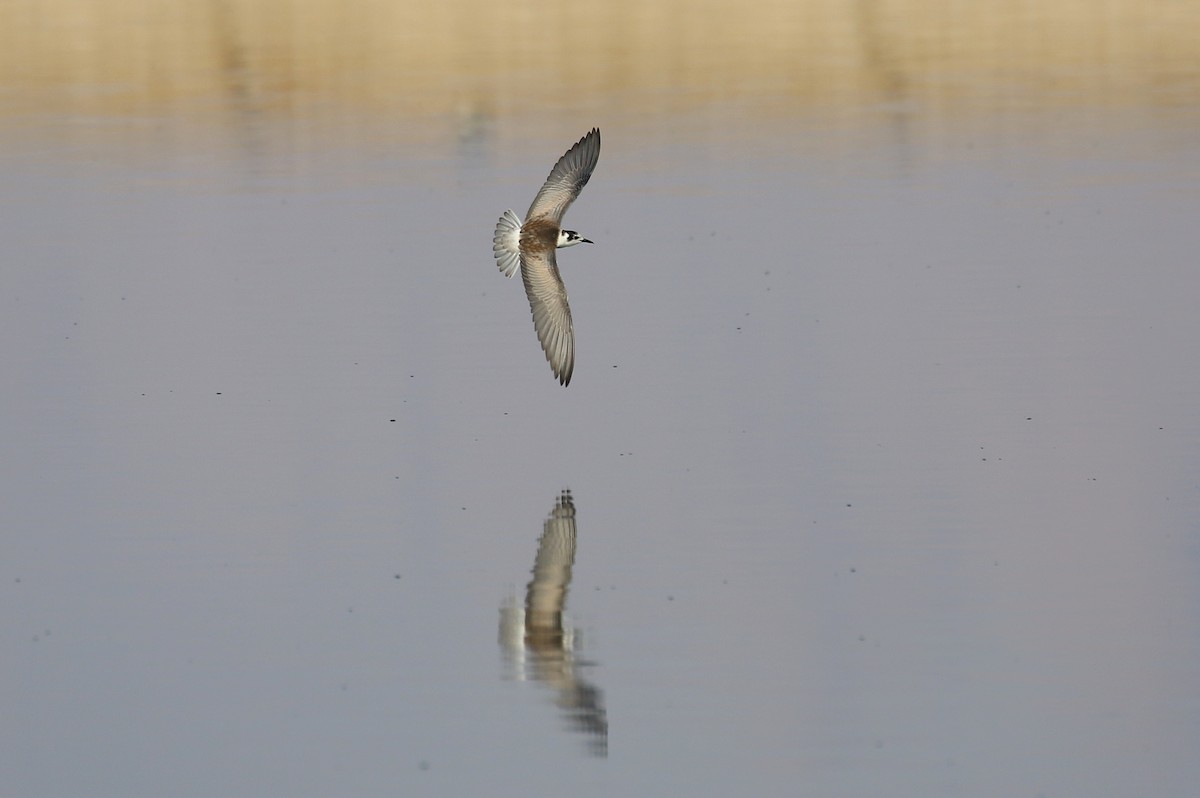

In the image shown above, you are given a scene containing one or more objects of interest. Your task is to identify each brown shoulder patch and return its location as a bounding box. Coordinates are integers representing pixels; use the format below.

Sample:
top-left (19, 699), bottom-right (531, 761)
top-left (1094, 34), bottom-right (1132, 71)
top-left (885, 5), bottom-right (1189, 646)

top-left (520, 218), bottom-right (560, 251)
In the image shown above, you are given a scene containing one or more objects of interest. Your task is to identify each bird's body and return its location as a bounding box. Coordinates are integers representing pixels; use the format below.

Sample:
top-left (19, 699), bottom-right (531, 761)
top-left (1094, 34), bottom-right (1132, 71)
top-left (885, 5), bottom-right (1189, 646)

top-left (493, 128), bottom-right (601, 386)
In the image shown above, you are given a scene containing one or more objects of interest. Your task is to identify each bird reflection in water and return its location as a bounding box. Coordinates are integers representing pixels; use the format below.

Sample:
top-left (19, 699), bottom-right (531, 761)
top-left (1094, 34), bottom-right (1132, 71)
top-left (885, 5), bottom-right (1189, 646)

top-left (499, 489), bottom-right (608, 757)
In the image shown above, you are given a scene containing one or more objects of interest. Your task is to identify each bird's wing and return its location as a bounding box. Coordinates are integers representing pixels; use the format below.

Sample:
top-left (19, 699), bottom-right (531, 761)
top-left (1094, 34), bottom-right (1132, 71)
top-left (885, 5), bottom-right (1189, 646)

top-left (492, 210), bottom-right (523, 277)
top-left (525, 128), bottom-right (601, 225)
top-left (527, 490), bottom-right (577, 617)
top-left (520, 246), bottom-right (575, 386)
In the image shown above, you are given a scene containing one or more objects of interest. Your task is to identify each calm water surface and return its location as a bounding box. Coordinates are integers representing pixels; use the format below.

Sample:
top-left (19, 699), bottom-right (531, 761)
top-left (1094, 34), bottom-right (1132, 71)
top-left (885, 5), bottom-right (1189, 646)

top-left (3, 3), bottom-right (1199, 797)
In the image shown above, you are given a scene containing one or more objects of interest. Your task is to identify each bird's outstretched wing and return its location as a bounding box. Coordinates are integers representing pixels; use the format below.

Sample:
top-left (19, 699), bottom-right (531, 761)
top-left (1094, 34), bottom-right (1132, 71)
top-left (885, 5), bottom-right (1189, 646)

top-left (526, 128), bottom-right (601, 225)
top-left (527, 490), bottom-right (577, 617)
top-left (519, 246), bottom-right (574, 386)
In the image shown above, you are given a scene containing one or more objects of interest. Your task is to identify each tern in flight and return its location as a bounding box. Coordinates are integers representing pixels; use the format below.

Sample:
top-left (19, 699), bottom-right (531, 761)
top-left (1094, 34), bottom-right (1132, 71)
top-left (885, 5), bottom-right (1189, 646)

top-left (493, 128), bottom-right (601, 386)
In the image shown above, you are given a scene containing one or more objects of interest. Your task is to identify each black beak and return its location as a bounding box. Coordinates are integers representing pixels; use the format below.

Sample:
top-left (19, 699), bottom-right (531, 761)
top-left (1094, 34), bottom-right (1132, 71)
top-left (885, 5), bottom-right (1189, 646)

top-left (581, 237), bottom-right (594, 244)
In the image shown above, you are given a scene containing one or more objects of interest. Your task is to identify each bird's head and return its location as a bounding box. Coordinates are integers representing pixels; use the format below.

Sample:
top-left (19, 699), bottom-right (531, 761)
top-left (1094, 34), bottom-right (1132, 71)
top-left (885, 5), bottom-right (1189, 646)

top-left (557, 229), bottom-right (593, 248)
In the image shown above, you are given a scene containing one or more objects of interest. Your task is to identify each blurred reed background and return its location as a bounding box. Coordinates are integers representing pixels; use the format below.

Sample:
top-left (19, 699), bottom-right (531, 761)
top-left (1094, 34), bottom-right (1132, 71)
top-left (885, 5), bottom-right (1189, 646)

top-left (2, 0), bottom-right (1196, 159)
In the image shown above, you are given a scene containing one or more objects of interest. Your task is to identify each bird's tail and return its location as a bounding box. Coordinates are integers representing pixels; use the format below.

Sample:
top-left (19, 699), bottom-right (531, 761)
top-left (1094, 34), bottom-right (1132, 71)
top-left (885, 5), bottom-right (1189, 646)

top-left (492, 210), bottom-right (523, 278)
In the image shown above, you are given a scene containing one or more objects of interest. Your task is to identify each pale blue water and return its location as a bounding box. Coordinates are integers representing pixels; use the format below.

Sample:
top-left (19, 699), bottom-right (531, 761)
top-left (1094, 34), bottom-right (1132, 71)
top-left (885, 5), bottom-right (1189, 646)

top-left (2, 97), bottom-right (1199, 797)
